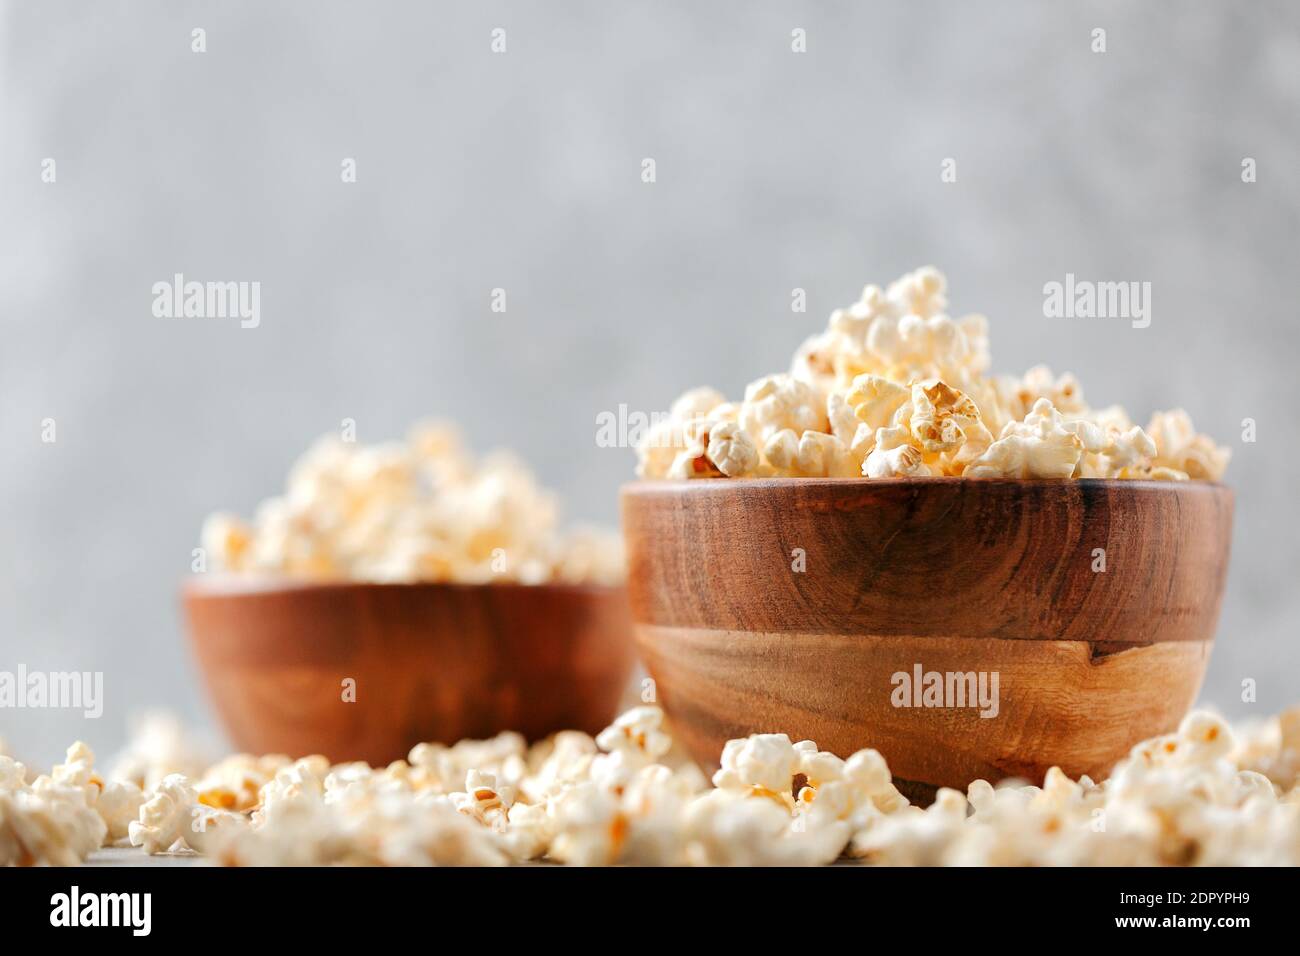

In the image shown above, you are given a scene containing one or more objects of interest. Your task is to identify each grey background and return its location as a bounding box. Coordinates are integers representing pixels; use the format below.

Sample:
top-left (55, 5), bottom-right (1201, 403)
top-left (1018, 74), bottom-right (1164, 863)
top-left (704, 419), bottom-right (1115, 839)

top-left (2, 1), bottom-right (1297, 762)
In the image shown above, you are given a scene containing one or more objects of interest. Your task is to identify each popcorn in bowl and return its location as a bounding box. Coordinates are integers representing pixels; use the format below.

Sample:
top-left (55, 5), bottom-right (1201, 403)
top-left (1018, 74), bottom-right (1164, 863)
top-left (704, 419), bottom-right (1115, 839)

top-left (7, 700), bottom-right (1298, 866)
top-left (638, 267), bottom-right (1230, 481)
top-left (200, 421), bottom-right (624, 585)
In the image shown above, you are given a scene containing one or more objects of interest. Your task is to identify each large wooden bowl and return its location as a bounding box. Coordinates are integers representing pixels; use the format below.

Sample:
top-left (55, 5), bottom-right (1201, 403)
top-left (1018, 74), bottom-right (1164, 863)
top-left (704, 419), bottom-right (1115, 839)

top-left (621, 478), bottom-right (1233, 798)
top-left (183, 578), bottom-right (636, 765)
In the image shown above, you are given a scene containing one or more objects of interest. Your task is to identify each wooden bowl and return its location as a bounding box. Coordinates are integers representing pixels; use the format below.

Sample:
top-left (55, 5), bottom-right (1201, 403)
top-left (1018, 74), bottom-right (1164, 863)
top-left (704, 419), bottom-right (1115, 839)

top-left (183, 577), bottom-right (636, 765)
top-left (621, 478), bottom-right (1233, 798)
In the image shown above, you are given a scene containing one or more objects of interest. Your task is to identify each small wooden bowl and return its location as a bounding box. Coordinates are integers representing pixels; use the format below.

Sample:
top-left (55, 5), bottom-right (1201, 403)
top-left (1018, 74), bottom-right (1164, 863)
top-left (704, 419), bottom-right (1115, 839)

top-left (621, 478), bottom-right (1233, 798)
top-left (183, 577), bottom-right (636, 765)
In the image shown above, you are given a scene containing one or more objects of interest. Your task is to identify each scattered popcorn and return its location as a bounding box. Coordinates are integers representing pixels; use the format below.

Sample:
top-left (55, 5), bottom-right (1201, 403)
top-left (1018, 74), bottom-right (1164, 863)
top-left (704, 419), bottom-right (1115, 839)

top-left (595, 705), bottom-right (673, 764)
top-left (128, 774), bottom-right (199, 854)
top-left (685, 789), bottom-right (847, 866)
top-left (201, 421), bottom-right (624, 585)
top-left (7, 703), bottom-right (1298, 866)
top-left (449, 769), bottom-right (513, 827)
top-left (50, 742), bottom-right (143, 844)
top-left (0, 769), bottom-right (106, 866)
top-left (109, 711), bottom-right (213, 792)
top-left (714, 733), bottom-right (800, 802)
top-left (96, 780), bottom-right (145, 844)
top-left (638, 267), bottom-right (1228, 482)
top-left (196, 752), bottom-right (290, 812)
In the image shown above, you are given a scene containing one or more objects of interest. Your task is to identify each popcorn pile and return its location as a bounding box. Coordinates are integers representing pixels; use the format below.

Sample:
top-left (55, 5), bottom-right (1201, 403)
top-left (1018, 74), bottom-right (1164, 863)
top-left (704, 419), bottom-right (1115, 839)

top-left (4, 704), bottom-right (1299, 866)
top-left (201, 422), bottom-right (623, 585)
top-left (638, 267), bottom-right (1230, 481)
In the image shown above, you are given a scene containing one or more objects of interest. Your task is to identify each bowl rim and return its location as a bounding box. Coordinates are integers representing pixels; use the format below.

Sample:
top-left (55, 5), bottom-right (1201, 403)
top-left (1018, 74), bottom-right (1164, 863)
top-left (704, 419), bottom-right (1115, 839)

top-left (182, 573), bottom-right (627, 600)
top-left (621, 476), bottom-right (1231, 495)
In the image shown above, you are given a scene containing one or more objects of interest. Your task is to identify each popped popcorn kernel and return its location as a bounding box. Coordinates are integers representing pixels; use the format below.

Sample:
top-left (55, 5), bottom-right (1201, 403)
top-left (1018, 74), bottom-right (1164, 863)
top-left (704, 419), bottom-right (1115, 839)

top-left (846, 374), bottom-right (910, 430)
top-left (1146, 409), bottom-right (1231, 481)
top-left (887, 265), bottom-right (949, 319)
top-left (863, 425), bottom-right (935, 478)
top-left (129, 774), bottom-right (199, 855)
top-left (713, 733), bottom-right (800, 801)
top-left (741, 374), bottom-right (829, 448)
top-left (705, 421), bottom-right (761, 477)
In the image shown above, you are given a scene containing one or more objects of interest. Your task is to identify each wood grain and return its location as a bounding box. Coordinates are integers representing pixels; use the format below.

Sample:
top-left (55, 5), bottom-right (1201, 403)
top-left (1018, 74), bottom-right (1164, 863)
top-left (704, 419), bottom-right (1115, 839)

top-left (621, 478), bottom-right (1234, 793)
top-left (183, 578), bottom-right (636, 765)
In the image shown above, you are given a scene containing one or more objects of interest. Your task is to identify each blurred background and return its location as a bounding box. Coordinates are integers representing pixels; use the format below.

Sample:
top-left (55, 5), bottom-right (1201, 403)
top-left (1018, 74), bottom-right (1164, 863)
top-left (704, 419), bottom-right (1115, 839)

top-left (2, 0), bottom-right (1297, 761)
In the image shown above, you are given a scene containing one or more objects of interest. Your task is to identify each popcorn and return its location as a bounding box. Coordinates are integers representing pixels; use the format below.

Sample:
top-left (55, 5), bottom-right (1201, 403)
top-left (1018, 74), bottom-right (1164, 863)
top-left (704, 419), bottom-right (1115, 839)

top-left (826, 392), bottom-right (859, 444)
top-left (0, 777), bottom-right (106, 865)
top-left (10, 702), bottom-right (1299, 867)
top-left (1146, 409), bottom-right (1231, 481)
top-left (846, 374), bottom-right (910, 431)
top-left (545, 782), bottom-right (630, 865)
top-left (685, 790), bottom-right (846, 866)
top-left (791, 331), bottom-right (846, 393)
top-left (828, 283), bottom-right (891, 350)
top-left (1015, 365), bottom-right (1088, 417)
top-left (500, 801), bottom-right (552, 861)
top-left (0, 756), bottom-right (27, 791)
top-left (96, 781), bottom-right (145, 843)
top-left (516, 731), bottom-right (598, 803)
top-left (594, 705), bottom-right (673, 764)
top-left (966, 399), bottom-right (1087, 479)
top-left (705, 422), bottom-right (761, 477)
top-left (204, 795), bottom-right (351, 867)
top-left (200, 513), bottom-right (252, 573)
top-left (256, 756), bottom-right (330, 826)
top-left (128, 774), bottom-right (199, 854)
top-left (798, 431), bottom-right (858, 477)
top-left (887, 265), bottom-right (949, 320)
top-left (639, 267), bottom-right (1228, 483)
top-left (863, 428), bottom-right (933, 478)
top-left (0, 743), bottom-right (118, 863)
top-left (666, 447), bottom-right (724, 480)
top-left (739, 375), bottom-right (828, 446)
top-left (671, 386), bottom-right (728, 423)
top-left (848, 791), bottom-right (966, 865)
top-left (201, 421), bottom-right (624, 586)
top-left (51, 741), bottom-right (98, 790)
top-left (764, 429), bottom-right (858, 478)
top-left (50, 742), bottom-right (144, 845)
top-left (908, 380), bottom-right (983, 455)
top-left (713, 733), bottom-right (800, 802)
top-left (197, 752), bottom-right (290, 811)
top-left (547, 766), bottom-right (697, 866)
top-left (449, 769), bottom-right (513, 826)
top-left (214, 788), bottom-right (507, 867)
top-left (407, 732), bottom-right (528, 795)
top-left (366, 796), bottom-right (508, 867)
top-left (636, 416), bottom-right (691, 480)
top-left (109, 711), bottom-right (213, 792)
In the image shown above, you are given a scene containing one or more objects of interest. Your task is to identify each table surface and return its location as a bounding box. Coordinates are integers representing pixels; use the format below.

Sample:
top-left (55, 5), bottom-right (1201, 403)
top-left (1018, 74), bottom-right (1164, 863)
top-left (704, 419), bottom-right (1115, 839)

top-left (86, 847), bottom-right (203, 867)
